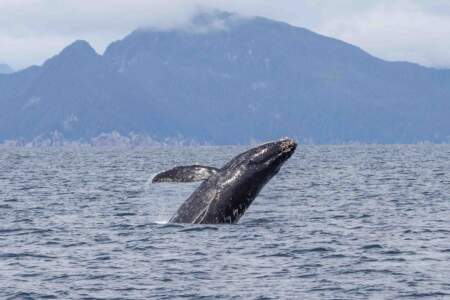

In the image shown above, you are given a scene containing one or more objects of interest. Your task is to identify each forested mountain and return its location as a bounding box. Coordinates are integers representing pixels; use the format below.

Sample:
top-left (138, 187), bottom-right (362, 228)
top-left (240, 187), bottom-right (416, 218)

top-left (1, 12), bottom-right (449, 144)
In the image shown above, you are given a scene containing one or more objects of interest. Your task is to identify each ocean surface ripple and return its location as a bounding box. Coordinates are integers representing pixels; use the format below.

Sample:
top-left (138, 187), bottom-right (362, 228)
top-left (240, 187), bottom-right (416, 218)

top-left (1, 145), bottom-right (449, 299)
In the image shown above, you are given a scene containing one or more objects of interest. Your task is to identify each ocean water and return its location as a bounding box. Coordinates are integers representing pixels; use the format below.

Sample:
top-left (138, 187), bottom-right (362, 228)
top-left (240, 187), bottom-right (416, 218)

top-left (0, 145), bottom-right (449, 300)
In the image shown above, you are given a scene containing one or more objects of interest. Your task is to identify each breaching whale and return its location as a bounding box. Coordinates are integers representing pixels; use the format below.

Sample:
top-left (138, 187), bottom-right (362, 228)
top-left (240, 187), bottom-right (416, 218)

top-left (152, 138), bottom-right (297, 224)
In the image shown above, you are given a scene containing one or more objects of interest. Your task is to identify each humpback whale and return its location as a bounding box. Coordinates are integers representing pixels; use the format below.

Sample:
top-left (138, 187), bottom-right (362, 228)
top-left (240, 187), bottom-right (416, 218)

top-left (153, 138), bottom-right (297, 224)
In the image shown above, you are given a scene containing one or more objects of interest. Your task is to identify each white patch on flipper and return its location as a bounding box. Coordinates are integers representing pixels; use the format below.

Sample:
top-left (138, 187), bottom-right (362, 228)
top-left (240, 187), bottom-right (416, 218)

top-left (194, 167), bottom-right (215, 180)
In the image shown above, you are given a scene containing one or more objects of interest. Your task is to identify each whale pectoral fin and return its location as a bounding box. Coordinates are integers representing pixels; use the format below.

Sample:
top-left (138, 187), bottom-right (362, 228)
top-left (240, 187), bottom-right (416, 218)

top-left (152, 165), bottom-right (219, 183)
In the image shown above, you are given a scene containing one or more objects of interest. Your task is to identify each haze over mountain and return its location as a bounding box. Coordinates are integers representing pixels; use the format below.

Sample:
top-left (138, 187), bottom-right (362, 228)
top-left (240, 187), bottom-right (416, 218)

top-left (0, 12), bottom-right (449, 144)
top-left (0, 64), bottom-right (14, 74)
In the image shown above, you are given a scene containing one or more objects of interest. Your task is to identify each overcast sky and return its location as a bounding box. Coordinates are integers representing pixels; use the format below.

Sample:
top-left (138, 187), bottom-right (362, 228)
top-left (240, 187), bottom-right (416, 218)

top-left (1, 0), bottom-right (449, 70)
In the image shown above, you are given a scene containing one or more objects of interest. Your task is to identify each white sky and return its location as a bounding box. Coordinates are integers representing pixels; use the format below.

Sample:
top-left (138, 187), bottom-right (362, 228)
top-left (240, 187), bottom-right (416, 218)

top-left (1, 0), bottom-right (449, 70)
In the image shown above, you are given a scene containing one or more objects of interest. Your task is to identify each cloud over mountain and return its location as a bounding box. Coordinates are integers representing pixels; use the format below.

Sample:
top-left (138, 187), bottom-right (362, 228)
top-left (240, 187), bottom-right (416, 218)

top-left (1, 1), bottom-right (450, 69)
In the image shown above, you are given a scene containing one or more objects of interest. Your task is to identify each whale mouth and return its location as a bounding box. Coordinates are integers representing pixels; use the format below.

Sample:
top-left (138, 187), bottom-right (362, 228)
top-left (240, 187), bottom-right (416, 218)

top-left (279, 138), bottom-right (297, 154)
top-left (235, 137), bottom-right (297, 168)
top-left (262, 138), bottom-right (297, 166)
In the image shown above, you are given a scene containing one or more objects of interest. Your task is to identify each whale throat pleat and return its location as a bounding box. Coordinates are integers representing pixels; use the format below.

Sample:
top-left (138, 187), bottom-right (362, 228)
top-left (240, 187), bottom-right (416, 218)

top-left (152, 165), bottom-right (219, 183)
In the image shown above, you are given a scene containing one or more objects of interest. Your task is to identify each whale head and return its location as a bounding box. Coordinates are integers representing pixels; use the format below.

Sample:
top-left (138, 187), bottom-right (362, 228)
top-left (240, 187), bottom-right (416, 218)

top-left (209, 138), bottom-right (297, 223)
top-left (223, 138), bottom-right (297, 175)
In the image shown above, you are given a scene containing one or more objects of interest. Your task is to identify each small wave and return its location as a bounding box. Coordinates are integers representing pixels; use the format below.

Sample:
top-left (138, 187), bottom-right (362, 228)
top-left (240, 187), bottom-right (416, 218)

top-left (0, 252), bottom-right (56, 259)
top-left (0, 228), bottom-right (24, 234)
top-left (125, 190), bottom-right (142, 198)
top-left (62, 242), bottom-right (87, 248)
top-left (7, 292), bottom-right (57, 300)
top-left (381, 249), bottom-right (415, 255)
top-left (421, 229), bottom-right (450, 234)
top-left (44, 274), bottom-right (70, 282)
top-left (180, 226), bottom-right (218, 232)
top-left (87, 274), bottom-right (111, 279)
top-left (399, 292), bottom-right (450, 298)
top-left (241, 217), bottom-right (274, 225)
top-left (382, 257), bottom-right (407, 262)
top-left (340, 269), bottom-right (404, 276)
top-left (17, 272), bottom-right (41, 278)
top-left (110, 224), bottom-right (134, 230)
top-left (114, 212), bottom-right (136, 217)
top-left (361, 244), bottom-right (383, 250)
top-left (323, 254), bottom-right (346, 259)
top-left (308, 287), bottom-right (343, 292)
top-left (134, 223), bottom-right (160, 229)
top-left (257, 252), bottom-right (293, 258)
top-left (332, 214), bottom-right (346, 219)
top-left (296, 273), bottom-right (318, 278)
top-left (17, 229), bottom-right (53, 236)
top-left (95, 255), bottom-right (111, 261)
top-left (3, 198), bottom-right (18, 202)
top-left (357, 213), bottom-right (372, 218)
top-left (260, 243), bottom-right (282, 249)
top-left (158, 223), bottom-right (184, 229)
top-left (160, 258), bottom-right (183, 263)
top-left (128, 245), bottom-right (157, 251)
top-left (292, 247), bottom-right (334, 254)
top-left (0, 228), bottom-right (53, 236)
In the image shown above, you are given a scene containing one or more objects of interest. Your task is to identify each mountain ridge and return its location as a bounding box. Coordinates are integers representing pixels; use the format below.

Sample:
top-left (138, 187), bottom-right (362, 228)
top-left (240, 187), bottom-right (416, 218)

top-left (0, 12), bottom-right (449, 144)
top-left (0, 63), bottom-right (14, 74)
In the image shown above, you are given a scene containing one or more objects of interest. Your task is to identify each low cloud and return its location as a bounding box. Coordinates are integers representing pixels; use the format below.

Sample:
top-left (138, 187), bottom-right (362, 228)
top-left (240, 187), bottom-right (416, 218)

top-left (0, 0), bottom-right (449, 69)
top-left (317, 1), bottom-right (450, 68)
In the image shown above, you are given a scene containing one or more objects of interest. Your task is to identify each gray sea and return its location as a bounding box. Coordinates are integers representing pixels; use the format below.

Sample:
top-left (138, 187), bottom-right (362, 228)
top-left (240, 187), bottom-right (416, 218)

top-left (1, 145), bottom-right (449, 300)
